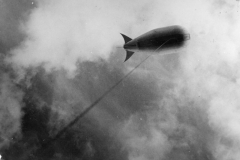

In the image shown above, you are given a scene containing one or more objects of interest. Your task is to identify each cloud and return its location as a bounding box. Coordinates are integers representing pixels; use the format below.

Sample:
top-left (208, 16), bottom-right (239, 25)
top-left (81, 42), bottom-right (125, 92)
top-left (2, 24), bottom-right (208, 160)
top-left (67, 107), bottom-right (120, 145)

top-left (0, 73), bottom-right (23, 148)
top-left (2, 0), bottom-right (240, 160)
top-left (8, 0), bottom-right (157, 73)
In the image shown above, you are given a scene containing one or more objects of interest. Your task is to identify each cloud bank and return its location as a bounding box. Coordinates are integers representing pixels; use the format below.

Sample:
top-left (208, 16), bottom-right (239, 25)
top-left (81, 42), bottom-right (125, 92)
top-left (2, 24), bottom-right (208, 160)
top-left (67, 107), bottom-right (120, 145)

top-left (1, 0), bottom-right (240, 160)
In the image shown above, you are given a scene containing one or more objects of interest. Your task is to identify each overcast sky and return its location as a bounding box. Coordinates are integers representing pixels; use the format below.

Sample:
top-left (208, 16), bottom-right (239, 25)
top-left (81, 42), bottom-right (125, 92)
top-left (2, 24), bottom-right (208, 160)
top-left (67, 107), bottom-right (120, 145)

top-left (0, 0), bottom-right (240, 160)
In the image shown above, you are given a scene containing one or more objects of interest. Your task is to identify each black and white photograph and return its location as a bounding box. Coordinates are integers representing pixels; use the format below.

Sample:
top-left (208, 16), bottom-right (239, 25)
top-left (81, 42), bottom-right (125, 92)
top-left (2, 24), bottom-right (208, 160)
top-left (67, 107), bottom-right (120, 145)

top-left (0, 0), bottom-right (239, 159)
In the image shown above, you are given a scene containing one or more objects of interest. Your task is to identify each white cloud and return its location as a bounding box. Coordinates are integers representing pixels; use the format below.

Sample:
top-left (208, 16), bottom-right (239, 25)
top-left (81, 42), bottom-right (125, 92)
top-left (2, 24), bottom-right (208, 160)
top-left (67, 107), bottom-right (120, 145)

top-left (5, 0), bottom-right (240, 159)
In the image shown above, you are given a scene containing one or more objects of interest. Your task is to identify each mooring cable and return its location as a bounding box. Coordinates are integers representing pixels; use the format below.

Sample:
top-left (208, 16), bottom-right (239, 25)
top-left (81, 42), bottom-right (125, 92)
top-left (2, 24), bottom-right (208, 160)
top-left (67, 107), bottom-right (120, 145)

top-left (36, 38), bottom-right (174, 154)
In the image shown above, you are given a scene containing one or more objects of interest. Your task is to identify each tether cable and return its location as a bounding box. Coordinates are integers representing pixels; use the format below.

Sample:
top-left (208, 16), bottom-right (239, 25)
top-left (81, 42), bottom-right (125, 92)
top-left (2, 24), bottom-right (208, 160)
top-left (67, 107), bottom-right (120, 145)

top-left (37, 38), bottom-right (175, 151)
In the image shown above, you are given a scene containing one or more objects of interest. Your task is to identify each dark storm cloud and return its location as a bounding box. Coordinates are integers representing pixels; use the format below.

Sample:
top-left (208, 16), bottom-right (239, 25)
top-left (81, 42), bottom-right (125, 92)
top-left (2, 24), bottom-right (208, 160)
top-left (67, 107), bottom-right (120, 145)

top-left (0, 0), bottom-right (35, 154)
top-left (0, 0), bottom-right (34, 53)
top-left (2, 58), bottom-right (161, 160)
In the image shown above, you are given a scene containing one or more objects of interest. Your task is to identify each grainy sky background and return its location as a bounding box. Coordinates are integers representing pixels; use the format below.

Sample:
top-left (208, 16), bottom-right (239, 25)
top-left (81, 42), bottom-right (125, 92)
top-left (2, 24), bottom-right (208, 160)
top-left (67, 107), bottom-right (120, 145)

top-left (0, 0), bottom-right (240, 159)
